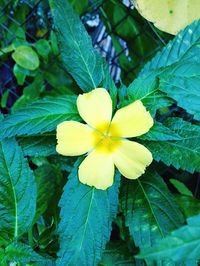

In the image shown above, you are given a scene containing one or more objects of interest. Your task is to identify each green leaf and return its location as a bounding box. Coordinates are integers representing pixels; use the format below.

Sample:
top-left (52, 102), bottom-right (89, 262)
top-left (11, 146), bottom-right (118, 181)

top-left (12, 45), bottom-right (40, 70)
top-left (175, 195), bottom-right (200, 218)
top-left (159, 62), bottom-right (200, 121)
top-left (0, 90), bottom-right (9, 108)
top-left (142, 118), bottom-right (200, 173)
top-left (0, 138), bottom-right (36, 238)
top-left (50, 0), bottom-right (105, 92)
top-left (13, 64), bottom-right (27, 85)
top-left (137, 214), bottom-right (200, 262)
top-left (99, 241), bottom-right (135, 266)
top-left (57, 159), bottom-right (120, 266)
top-left (5, 241), bottom-right (46, 263)
top-left (141, 20), bottom-right (200, 74)
top-left (19, 135), bottom-right (56, 157)
top-left (35, 39), bottom-right (51, 60)
top-left (127, 71), bottom-right (173, 116)
top-left (169, 179), bottom-right (193, 197)
top-left (0, 95), bottom-right (79, 139)
top-left (121, 170), bottom-right (184, 248)
top-left (139, 121), bottom-right (181, 141)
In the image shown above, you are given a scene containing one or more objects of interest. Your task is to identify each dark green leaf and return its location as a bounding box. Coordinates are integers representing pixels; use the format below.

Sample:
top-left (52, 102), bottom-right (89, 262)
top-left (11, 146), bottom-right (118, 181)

top-left (57, 159), bottom-right (120, 266)
top-left (0, 95), bottom-right (80, 139)
top-left (35, 39), bottom-right (51, 60)
top-left (0, 138), bottom-right (36, 238)
top-left (50, 0), bottom-right (105, 92)
top-left (143, 118), bottom-right (200, 173)
top-left (175, 195), bottom-right (200, 218)
top-left (121, 170), bottom-right (184, 248)
top-left (137, 214), bottom-right (200, 263)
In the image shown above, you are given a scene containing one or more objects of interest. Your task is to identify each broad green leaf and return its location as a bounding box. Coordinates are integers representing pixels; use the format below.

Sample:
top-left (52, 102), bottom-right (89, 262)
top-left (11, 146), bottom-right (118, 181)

top-left (142, 20), bottom-right (200, 74)
top-left (0, 138), bottom-right (36, 238)
top-left (0, 95), bottom-right (80, 140)
top-left (142, 118), bottom-right (200, 173)
top-left (139, 121), bottom-right (181, 141)
top-left (159, 62), bottom-right (200, 121)
top-left (57, 159), bottom-right (120, 266)
top-left (127, 71), bottom-right (173, 116)
top-left (170, 179), bottom-right (193, 197)
top-left (19, 135), bottom-right (56, 157)
top-left (137, 214), bottom-right (200, 262)
top-left (50, 0), bottom-right (105, 92)
top-left (121, 170), bottom-right (184, 248)
top-left (12, 45), bottom-right (39, 70)
top-left (5, 242), bottom-right (46, 263)
top-left (99, 241), bottom-right (135, 266)
top-left (134, 0), bottom-right (200, 35)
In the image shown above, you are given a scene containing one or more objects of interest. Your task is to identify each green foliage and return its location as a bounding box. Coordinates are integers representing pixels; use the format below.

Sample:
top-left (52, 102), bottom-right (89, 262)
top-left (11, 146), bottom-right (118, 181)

top-left (57, 160), bottom-right (120, 266)
top-left (170, 179), bottom-right (193, 197)
top-left (142, 118), bottom-right (200, 173)
top-left (159, 62), bottom-right (200, 120)
top-left (0, 96), bottom-right (80, 139)
top-left (121, 170), bottom-right (184, 248)
top-left (50, 0), bottom-right (106, 92)
top-left (137, 214), bottom-right (200, 263)
top-left (0, 138), bottom-right (36, 238)
top-left (12, 45), bottom-right (40, 70)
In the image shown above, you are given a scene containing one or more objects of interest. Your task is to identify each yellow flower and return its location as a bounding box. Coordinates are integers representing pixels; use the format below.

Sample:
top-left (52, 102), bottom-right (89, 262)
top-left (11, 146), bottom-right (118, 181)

top-left (56, 88), bottom-right (154, 190)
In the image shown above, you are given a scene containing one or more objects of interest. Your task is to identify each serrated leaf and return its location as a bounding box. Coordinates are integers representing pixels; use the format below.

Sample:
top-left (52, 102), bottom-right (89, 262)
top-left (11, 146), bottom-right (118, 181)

top-left (127, 71), bottom-right (173, 116)
top-left (142, 118), bottom-right (200, 173)
top-left (121, 170), bottom-right (184, 248)
top-left (50, 0), bottom-right (105, 92)
top-left (19, 135), bottom-right (56, 157)
top-left (0, 138), bottom-right (36, 238)
top-left (159, 62), bottom-right (200, 121)
top-left (5, 242), bottom-right (46, 263)
top-left (0, 96), bottom-right (79, 140)
top-left (56, 159), bottom-right (120, 266)
top-left (137, 214), bottom-right (200, 263)
top-left (142, 20), bottom-right (200, 74)
top-left (139, 121), bottom-right (181, 141)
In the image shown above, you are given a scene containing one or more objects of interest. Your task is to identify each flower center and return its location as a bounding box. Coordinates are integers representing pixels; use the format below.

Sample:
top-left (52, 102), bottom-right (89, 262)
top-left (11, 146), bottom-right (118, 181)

top-left (93, 122), bottom-right (121, 154)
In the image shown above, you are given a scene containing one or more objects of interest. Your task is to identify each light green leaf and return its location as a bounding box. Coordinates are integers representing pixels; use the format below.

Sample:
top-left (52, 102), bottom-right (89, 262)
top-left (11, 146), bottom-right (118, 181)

top-left (170, 179), bottom-right (193, 197)
top-left (35, 39), bottom-right (51, 60)
top-left (19, 135), bottom-right (56, 157)
top-left (121, 170), bottom-right (184, 248)
top-left (159, 62), bottom-right (200, 121)
top-left (142, 20), bottom-right (200, 74)
top-left (0, 95), bottom-right (80, 140)
top-left (0, 138), bottom-right (36, 238)
top-left (12, 45), bottom-right (40, 70)
top-left (13, 64), bottom-right (27, 85)
top-left (0, 90), bottom-right (9, 108)
top-left (137, 214), bottom-right (200, 263)
top-left (50, 0), bottom-right (105, 92)
top-left (56, 159), bottom-right (120, 266)
top-left (139, 121), bottom-right (181, 141)
top-left (5, 241), bottom-right (46, 263)
top-left (142, 118), bottom-right (200, 173)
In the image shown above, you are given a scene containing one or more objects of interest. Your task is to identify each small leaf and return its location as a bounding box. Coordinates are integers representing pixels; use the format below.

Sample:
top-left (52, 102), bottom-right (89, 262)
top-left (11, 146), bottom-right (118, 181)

top-left (0, 95), bottom-right (80, 139)
top-left (121, 170), bottom-right (184, 248)
top-left (170, 179), bottom-right (193, 197)
top-left (137, 214), bottom-right (200, 262)
top-left (35, 39), bottom-right (51, 60)
top-left (12, 45), bottom-right (40, 70)
top-left (56, 159), bottom-right (120, 266)
top-left (0, 138), bottom-right (36, 238)
top-left (13, 64), bottom-right (27, 85)
top-left (175, 195), bottom-right (200, 218)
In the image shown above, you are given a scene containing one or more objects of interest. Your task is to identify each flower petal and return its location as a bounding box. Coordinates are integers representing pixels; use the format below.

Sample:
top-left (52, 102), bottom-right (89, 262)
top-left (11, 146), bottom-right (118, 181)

top-left (110, 100), bottom-right (153, 138)
top-left (113, 140), bottom-right (152, 179)
top-left (78, 150), bottom-right (114, 190)
top-left (77, 88), bottom-right (112, 131)
top-left (56, 121), bottom-right (95, 156)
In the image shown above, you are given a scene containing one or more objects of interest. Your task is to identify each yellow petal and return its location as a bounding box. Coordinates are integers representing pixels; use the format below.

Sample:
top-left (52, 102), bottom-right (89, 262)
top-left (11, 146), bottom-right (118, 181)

top-left (110, 100), bottom-right (153, 138)
top-left (56, 121), bottom-right (95, 156)
top-left (134, 0), bottom-right (200, 35)
top-left (78, 150), bottom-right (114, 190)
top-left (77, 88), bottom-right (112, 131)
top-left (113, 140), bottom-right (152, 179)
